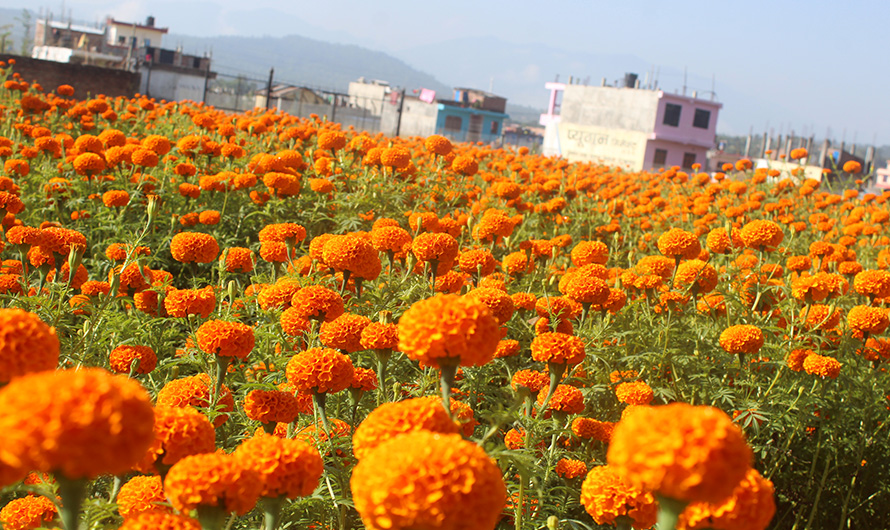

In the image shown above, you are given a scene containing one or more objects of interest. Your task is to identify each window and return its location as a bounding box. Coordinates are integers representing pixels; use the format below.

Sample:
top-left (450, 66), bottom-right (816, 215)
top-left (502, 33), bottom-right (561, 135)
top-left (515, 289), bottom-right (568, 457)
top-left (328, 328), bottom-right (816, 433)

top-left (663, 103), bottom-right (682, 127)
top-left (490, 121), bottom-right (499, 135)
top-left (444, 116), bottom-right (462, 132)
top-left (118, 36), bottom-right (126, 44)
top-left (693, 109), bottom-right (711, 129)
top-left (683, 152), bottom-right (697, 169)
top-left (653, 148), bottom-right (667, 166)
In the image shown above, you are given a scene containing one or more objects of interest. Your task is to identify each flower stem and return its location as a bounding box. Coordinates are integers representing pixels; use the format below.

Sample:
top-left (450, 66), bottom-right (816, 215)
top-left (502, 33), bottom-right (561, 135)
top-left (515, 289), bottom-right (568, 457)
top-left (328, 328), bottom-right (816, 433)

top-left (656, 496), bottom-right (687, 530)
top-left (538, 363), bottom-right (566, 414)
top-left (196, 505), bottom-right (227, 530)
top-left (261, 496), bottom-right (286, 530)
top-left (438, 360), bottom-right (459, 420)
top-left (57, 475), bottom-right (86, 530)
top-left (313, 392), bottom-right (332, 439)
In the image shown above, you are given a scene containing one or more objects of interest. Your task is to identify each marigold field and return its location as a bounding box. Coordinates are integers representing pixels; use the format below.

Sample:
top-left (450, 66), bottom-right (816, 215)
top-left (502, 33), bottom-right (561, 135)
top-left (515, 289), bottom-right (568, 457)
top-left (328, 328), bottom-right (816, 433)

top-left (0, 63), bottom-right (889, 530)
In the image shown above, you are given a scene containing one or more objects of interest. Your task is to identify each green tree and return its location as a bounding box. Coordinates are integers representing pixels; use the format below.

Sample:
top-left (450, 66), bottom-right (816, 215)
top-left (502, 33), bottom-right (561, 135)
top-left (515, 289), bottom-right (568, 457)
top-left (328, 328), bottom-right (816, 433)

top-left (15, 9), bottom-right (32, 55)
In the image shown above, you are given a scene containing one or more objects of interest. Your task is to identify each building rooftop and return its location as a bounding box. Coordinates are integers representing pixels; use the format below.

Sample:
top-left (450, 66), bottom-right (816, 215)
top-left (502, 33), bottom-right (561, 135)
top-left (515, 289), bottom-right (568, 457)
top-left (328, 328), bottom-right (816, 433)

top-left (108, 18), bottom-right (169, 34)
top-left (43, 20), bottom-right (106, 36)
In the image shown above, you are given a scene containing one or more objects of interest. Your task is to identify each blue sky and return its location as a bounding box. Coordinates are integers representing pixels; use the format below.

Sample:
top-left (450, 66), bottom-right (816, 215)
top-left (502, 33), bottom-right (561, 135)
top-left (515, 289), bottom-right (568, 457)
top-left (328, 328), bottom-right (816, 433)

top-left (14, 0), bottom-right (890, 144)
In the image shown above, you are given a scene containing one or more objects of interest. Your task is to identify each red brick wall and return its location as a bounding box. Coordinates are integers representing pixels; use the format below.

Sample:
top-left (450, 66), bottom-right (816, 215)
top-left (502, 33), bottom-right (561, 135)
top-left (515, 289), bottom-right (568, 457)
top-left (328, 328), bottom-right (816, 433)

top-left (0, 54), bottom-right (140, 99)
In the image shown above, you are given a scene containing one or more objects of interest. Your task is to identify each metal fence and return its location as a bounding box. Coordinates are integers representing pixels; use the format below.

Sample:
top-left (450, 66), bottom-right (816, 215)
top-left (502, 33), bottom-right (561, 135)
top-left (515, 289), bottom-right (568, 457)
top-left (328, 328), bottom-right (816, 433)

top-left (204, 70), bottom-right (388, 135)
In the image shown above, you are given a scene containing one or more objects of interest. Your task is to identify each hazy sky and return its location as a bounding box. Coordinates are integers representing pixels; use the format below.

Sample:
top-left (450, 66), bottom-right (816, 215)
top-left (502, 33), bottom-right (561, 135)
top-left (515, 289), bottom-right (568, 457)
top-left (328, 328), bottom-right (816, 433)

top-left (15, 0), bottom-right (890, 145)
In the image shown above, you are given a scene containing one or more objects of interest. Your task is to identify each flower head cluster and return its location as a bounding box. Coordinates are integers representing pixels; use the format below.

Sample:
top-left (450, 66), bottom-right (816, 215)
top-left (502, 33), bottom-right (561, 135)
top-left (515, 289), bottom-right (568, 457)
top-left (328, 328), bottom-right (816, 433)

top-left (243, 389), bottom-right (302, 424)
top-left (170, 232), bottom-right (219, 264)
top-left (117, 475), bottom-right (170, 519)
top-left (0, 308), bottom-right (59, 383)
top-left (139, 406), bottom-right (216, 471)
top-left (607, 403), bottom-right (752, 503)
top-left (350, 431), bottom-right (506, 530)
top-left (155, 374), bottom-right (235, 427)
top-left (531, 332), bottom-right (585, 366)
top-left (615, 381), bottom-right (654, 405)
top-left (0, 495), bottom-right (58, 530)
top-left (163, 286), bottom-right (216, 318)
top-left (398, 294), bottom-right (500, 368)
top-left (285, 347), bottom-right (355, 394)
top-left (0, 368), bottom-right (155, 479)
top-left (719, 325), bottom-right (765, 355)
top-left (738, 220), bottom-right (784, 251)
top-left (110, 344), bottom-right (158, 374)
top-left (352, 397), bottom-right (460, 460)
top-left (118, 513), bottom-right (200, 530)
top-left (580, 465), bottom-right (657, 529)
top-left (555, 458), bottom-right (588, 479)
top-left (196, 320), bottom-right (255, 359)
top-left (678, 468), bottom-right (776, 530)
top-left (320, 313), bottom-right (371, 353)
top-left (233, 433), bottom-right (323, 499)
top-left (164, 452), bottom-right (262, 515)
top-left (657, 228), bottom-right (701, 260)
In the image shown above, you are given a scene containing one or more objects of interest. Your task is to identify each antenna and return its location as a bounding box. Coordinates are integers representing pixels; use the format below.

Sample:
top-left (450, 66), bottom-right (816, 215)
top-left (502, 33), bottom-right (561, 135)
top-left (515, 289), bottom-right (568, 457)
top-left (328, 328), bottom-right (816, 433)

top-left (682, 66), bottom-right (687, 96)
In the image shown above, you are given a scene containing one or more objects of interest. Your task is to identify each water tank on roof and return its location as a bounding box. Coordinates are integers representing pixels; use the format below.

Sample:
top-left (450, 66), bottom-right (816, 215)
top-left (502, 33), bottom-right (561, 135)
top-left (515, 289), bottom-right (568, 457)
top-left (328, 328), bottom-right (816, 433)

top-left (624, 73), bottom-right (638, 88)
top-left (146, 16), bottom-right (155, 27)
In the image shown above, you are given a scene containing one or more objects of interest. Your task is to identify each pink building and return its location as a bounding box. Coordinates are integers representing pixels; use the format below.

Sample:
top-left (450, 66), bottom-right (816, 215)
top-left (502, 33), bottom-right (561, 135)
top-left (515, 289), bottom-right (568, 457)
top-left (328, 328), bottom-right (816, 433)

top-left (540, 79), bottom-right (721, 171)
top-left (875, 161), bottom-right (890, 190)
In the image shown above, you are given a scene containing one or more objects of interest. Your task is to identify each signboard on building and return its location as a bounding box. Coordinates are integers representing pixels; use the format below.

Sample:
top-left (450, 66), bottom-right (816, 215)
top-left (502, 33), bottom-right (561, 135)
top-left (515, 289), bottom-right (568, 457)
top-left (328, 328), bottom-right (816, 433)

top-left (556, 123), bottom-right (648, 170)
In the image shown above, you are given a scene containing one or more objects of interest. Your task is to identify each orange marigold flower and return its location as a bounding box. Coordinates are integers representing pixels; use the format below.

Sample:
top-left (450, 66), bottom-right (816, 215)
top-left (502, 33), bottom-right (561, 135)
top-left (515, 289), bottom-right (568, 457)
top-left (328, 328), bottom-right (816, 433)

top-left (102, 189), bottom-right (130, 208)
top-left (531, 331), bottom-right (585, 366)
top-left (657, 228), bottom-right (701, 260)
top-left (0, 308), bottom-right (59, 384)
top-left (458, 248), bottom-right (497, 277)
top-left (155, 374), bottom-right (234, 428)
top-left (371, 226), bottom-right (412, 258)
top-left (511, 369), bottom-right (549, 394)
top-left (351, 431), bottom-right (506, 530)
top-left (719, 324), bottom-right (765, 355)
top-left (451, 154), bottom-right (479, 176)
top-left (555, 458), bottom-right (588, 479)
top-left (117, 475), bottom-right (170, 519)
top-left (803, 304), bottom-right (841, 331)
top-left (398, 294), bottom-right (500, 368)
top-left (494, 339), bottom-right (521, 359)
top-left (351, 366), bottom-right (378, 392)
top-left (674, 259), bottom-right (719, 294)
top-left (678, 468), bottom-right (776, 530)
top-left (138, 406), bottom-right (216, 472)
top-left (537, 384), bottom-right (584, 414)
top-left (352, 397), bottom-right (460, 460)
top-left (258, 223), bottom-right (307, 245)
top-left (322, 234), bottom-right (381, 280)
top-left (110, 345), bottom-right (157, 374)
top-left (465, 287), bottom-right (514, 324)
top-left (380, 146), bottom-right (411, 169)
top-left (853, 270), bottom-right (890, 300)
top-left (0, 495), bottom-right (58, 530)
top-left (425, 134), bottom-right (453, 156)
top-left (196, 320), bottom-right (255, 359)
top-left (170, 232), bottom-right (220, 264)
top-left (412, 232), bottom-right (460, 265)
top-left (164, 452), bottom-right (262, 516)
top-left (802, 353), bottom-right (842, 379)
top-left (847, 305), bottom-right (890, 337)
top-left (786, 348), bottom-right (814, 372)
top-left (615, 381), bottom-right (654, 405)
top-left (607, 403), bottom-right (752, 504)
top-left (163, 286), bottom-right (216, 319)
top-left (290, 285), bottom-right (345, 322)
top-left (580, 465), bottom-right (657, 529)
top-left (843, 160), bottom-right (862, 174)
top-left (572, 417), bottom-right (615, 442)
top-left (73, 152), bottom-right (105, 175)
top-left (0, 368), bottom-right (155, 479)
top-left (564, 274), bottom-right (610, 305)
top-left (222, 247), bottom-right (255, 273)
top-left (257, 278), bottom-right (302, 310)
top-left (320, 313), bottom-right (371, 353)
top-left (571, 240), bottom-right (610, 266)
top-left (243, 389), bottom-right (302, 425)
top-left (234, 433), bottom-right (324, 499)
top-left (738, 220), bottom-right (784, 251)
top-left (285, 347), bottom-right (354, 394)
top-left (360, 321), bottom-right (399, 351)
top-left (317, 130), bottom-right (347, 151)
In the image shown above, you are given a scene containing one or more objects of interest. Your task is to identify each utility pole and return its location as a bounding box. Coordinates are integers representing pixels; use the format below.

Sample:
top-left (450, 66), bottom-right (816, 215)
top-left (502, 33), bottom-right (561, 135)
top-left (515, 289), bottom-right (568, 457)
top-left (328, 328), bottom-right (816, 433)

top-left (394, 88), bottom-right (406, 137)
top-left (265, 67), bottom-right (274, 110)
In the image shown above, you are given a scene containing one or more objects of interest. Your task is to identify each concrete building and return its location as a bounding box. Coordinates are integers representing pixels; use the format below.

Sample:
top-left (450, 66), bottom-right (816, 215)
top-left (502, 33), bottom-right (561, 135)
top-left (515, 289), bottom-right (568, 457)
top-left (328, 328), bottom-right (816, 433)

top-left (540, 77), bottom-right (721, 171)
top-left (105, 17), bottom-right (167, 50)
top-left (347, 78), bottom-right (391, 116)
top-left (140, 45), bottom-right (213, 102)
top-left (383, 87), bottom-right (508, 143)
top-left (874, 161), bottom-right (890, 190)
top-left (32, 18), bottom-right (123, 67)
